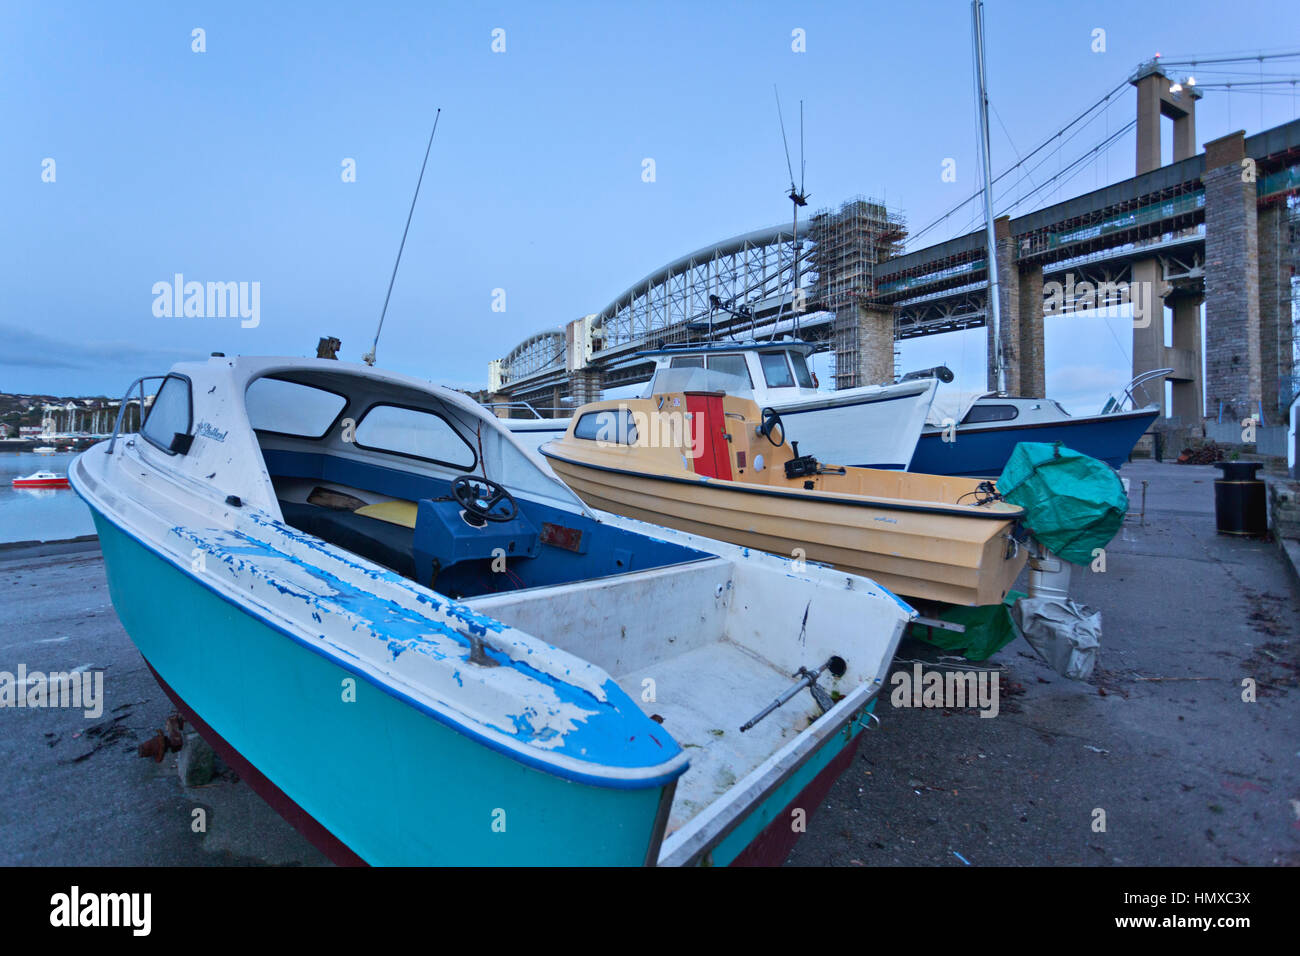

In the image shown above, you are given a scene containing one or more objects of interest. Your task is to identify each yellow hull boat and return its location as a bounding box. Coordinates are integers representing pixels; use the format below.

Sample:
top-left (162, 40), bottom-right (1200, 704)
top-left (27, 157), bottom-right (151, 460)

top-left (541, 386), bottom-right (1028, 607)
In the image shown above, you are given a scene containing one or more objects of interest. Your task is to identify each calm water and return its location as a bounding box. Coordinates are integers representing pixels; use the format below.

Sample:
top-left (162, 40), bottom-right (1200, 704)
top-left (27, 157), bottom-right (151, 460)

top-left (0, 452), bottom-right (96, 544)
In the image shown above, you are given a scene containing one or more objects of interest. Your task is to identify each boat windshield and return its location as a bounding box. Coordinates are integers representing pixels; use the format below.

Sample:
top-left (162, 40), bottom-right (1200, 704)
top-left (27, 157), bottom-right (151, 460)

top-left (787, 351), bottom-right (815, 388)
top-left (758, 352), bottom-right (796, 388)
top-left (644, 367), bottom-right (753, 398)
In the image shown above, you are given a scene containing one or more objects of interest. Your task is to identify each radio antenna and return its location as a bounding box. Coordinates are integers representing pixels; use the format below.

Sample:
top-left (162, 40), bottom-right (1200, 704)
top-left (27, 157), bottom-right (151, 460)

top-left (364, 107), bottom-right (442, 366)
top-left (774, 88), bottom-right (809, 341)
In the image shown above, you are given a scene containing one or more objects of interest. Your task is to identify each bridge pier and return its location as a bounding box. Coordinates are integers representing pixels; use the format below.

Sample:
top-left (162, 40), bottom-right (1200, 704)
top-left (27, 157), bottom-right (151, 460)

top-left (1168, 290), bottom-right (1204, 424)
top-left (833, 305), bottom-right (894, 388)
top-left (986, 217), bottom-right (1045, 397)
top-left (1131, 257), bottom-right (1169, 399)
top-left (1204, 131), bottom-right (1262, 425)
top-left (1259, 200), bottom-right (1295, 423)
top-left (567, 369), bottom-right (604, 408)
top-left (1130, 259), bottom-right (1204, 452)
top-left (1017, 263), bottom-right (1045, 399)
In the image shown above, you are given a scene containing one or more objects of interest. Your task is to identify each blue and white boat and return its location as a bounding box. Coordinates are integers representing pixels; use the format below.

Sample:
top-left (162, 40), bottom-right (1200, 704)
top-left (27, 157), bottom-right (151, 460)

top-left (908, 371), bottom-right (1166, 478)
top-left (71, 354), bottom-right (914, 866)
top-left (503, 340), bottom-right (940, 471)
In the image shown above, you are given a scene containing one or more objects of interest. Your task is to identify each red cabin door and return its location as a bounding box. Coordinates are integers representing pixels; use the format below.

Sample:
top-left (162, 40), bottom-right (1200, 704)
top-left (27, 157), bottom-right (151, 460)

top-left (685, 394), bottom-right (733, 481)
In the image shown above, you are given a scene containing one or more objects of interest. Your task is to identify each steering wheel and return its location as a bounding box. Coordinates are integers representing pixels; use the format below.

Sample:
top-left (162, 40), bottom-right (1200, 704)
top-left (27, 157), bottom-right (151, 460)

top-left (450, 475), bottom-right (519, 523)
top-left (758, 407), bottom-right (786, 447)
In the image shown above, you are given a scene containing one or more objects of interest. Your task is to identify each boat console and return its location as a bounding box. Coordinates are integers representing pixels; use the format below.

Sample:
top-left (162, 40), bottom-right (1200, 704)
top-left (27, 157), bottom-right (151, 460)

top-left (411, 479), bottom-right (542, 588)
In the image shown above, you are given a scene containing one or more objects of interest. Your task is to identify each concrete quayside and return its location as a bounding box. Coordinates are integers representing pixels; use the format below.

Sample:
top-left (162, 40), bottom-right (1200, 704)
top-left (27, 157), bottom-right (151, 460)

top-left (1, 460), bottom-right (1295, 866)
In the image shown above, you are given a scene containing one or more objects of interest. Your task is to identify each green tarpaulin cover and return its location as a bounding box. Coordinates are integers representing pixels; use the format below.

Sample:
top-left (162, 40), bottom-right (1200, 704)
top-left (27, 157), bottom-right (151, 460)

top-left (996, 441), bottom-right (1128, 566)
top-left (908, 590), bottom-right (1026, 661)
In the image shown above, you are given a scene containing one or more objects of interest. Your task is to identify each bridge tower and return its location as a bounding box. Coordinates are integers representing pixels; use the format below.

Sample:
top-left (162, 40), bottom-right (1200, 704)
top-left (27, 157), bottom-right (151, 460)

top-left (1133, 60), bottom-right (1200, 176)
top-left (1130, 62), bottom-right (1204, 444)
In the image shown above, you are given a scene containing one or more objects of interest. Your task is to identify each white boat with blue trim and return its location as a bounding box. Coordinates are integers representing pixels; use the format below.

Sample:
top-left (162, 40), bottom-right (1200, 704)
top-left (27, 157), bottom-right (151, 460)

top-left (503, 340), bottom-right (940, 470)
top-left (70, 354), bottom-right (914, 866)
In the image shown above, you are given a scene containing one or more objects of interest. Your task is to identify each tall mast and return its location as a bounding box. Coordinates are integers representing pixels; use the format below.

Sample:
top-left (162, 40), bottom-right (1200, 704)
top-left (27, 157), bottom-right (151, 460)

top-left (971, 0), bottom-right (1005, 395)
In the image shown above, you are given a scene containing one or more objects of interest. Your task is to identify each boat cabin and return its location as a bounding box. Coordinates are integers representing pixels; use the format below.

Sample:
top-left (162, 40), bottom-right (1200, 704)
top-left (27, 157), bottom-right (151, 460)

top-left (141, 358), bottom-right (711, 600)
top-left (637, 341), bottom-right (821, 403)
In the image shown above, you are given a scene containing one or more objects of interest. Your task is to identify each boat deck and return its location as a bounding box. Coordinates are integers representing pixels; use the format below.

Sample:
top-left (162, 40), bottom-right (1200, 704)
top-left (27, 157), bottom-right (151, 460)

top-left (614, 640), bottom-right (817, 835)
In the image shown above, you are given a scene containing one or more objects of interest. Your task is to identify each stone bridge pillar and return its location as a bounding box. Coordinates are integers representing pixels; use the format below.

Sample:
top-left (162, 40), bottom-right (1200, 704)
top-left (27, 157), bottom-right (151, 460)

top-left (986, 217), bottom-right (1044, 397)
top-left (833, 305), bottom-right (894, 388)
top-left (1259, 200), bottom-right (1296, 423)
top-left (1203, 131), bottom-right (1262, 424)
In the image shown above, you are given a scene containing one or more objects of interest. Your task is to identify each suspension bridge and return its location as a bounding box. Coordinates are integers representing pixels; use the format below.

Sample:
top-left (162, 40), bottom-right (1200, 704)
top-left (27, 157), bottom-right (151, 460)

top-left (488, 54), bottom-right (1300, 448)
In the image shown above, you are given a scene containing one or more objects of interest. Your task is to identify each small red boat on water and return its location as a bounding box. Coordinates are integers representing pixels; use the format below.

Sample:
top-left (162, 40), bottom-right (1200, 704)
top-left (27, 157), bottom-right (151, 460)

top-left (11, 471), bottom-right (70, 489)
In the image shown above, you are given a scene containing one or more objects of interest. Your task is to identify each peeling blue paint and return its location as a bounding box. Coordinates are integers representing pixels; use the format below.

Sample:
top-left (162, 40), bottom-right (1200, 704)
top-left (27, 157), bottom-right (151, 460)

top-left (166, 522), bottom-right (679, 771)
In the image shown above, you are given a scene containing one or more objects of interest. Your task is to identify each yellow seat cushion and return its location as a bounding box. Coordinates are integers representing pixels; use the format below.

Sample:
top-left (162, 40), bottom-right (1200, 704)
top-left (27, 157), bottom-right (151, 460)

top-left (353, 500), bottom-right (419, 529)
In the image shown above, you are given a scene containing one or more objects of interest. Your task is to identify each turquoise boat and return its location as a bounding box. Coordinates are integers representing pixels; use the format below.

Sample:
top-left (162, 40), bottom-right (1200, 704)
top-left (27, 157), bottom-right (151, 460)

top-left (72, 355), bottom-right (913, 865)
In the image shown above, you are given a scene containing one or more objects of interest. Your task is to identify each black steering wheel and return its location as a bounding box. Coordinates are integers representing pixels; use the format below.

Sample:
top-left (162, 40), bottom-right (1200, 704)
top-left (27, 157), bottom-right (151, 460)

top-left (758, 407), bottom-right (785, 447)
top-left (450, 475), bottom-right (519, 523)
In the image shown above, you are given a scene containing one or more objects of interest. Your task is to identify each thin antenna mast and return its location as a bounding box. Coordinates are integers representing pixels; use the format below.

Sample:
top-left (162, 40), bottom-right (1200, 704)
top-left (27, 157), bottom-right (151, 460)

top-left (774, 88), bottom-right (809, 341)
top-left (364, 108), bottom-right (442, 366)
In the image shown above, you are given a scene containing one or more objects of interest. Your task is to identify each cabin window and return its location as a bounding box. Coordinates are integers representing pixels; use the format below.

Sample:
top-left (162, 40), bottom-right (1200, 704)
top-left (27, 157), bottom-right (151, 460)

top-left (706, 354), bottom-right (752, 386)
top-left (788, 352), bottom-right (814, 388)
top-left (353, 404), bottom-right (477, 469)
top-left (573, 408), bottom-right (639, 445)
top-left (669, 356), bottom-right (705, 369)
top-left (758, 352), bottom-right (795, 388)
top-left (962, 403), bottom-right (1019, 424)
top-left (246, 378), bottom-right (348, 438)
top-left (140, 375), bottom-right (192, 455)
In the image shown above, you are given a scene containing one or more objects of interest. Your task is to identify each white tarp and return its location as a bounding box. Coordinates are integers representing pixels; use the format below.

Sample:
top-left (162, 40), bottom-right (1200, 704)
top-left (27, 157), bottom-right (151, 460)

top-left (925, 389), bottom-right (991, 427)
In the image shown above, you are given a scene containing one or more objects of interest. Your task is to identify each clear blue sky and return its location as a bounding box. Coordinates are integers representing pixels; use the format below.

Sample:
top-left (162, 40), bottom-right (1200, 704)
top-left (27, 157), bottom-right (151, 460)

top-left (3, 1), bottom-right (1297, 413)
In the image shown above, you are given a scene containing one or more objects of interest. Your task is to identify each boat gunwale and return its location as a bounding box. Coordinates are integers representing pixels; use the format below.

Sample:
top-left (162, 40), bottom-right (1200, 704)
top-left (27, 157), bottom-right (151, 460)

top-left (540, 446), bottom-right (1025, 521)
top-left (657, 671), bottom-right (887, 866)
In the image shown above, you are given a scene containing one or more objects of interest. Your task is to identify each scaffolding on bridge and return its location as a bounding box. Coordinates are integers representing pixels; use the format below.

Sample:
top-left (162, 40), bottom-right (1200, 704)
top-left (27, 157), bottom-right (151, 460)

top-left (806, 197), bottom-right (907, 388)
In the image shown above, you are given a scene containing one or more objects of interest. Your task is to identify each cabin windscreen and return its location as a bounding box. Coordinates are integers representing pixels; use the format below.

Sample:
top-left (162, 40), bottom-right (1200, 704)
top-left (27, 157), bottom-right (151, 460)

top-left (246, 371), bottom-right (592, 517)
top-left (140, 375), bottom-right (192, 454)
top-left (246, 377), bottom-right (347, 438)
top-left (354, 404), bottom-right (478, 469)
top-left (434, 400), bottom-right (594, 515)
top-left (788, 352), bottom-right (815, 388)
top-left (644, 367), bottom-right (753, 398)
top-left (758, 352), bottom-right (796, 388)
